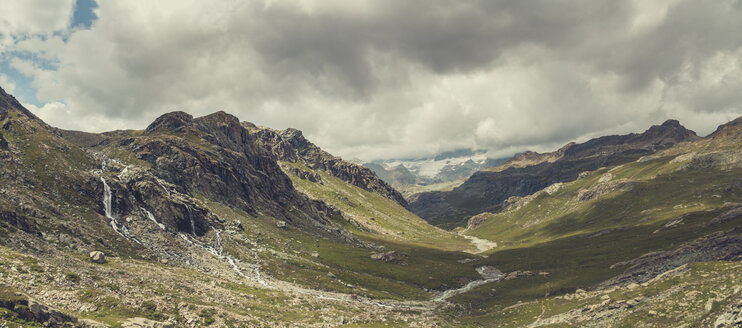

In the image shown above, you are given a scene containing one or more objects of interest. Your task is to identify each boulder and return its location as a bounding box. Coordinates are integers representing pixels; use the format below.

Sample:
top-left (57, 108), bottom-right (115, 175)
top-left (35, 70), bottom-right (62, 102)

top-left (89, 251), bottom-right (107, 264)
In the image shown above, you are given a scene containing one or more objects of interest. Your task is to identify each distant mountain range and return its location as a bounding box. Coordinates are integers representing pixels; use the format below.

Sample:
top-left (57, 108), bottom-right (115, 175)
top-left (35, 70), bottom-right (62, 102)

top-left (408, 119), bottom-right (702, 229)
top-left (362, 152), bottom-right (508, 197)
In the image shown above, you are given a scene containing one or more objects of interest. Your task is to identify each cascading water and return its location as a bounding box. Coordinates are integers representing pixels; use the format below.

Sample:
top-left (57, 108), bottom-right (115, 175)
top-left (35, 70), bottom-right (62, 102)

top-left (432, 266), bottom-right (503, 301)
top-left (100, 176), bottom-right (141, 244)
top-left (185, 205), bottom-right (197, 235)
top-left (143, 208), bottom-right (166, 230)
top-left (117, 166), bottom-right (129, 180)
top-left (101, 177), bottom-right (113, 219)
top-left (100, 177), bottom-right (126, 238)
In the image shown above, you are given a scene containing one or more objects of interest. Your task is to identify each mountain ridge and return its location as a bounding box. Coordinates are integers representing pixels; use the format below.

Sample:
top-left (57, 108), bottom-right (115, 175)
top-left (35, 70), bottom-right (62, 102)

top-left (409, 119), bottom-right (702, 229)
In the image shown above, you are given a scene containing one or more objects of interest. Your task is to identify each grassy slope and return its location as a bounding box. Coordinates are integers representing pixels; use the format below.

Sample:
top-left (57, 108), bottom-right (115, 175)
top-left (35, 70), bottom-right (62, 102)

top-left (461, 260), bottom-right (741, 327)
top-left (447, 145), bottom-right (742, 325)
top-left (0, 247), bottom-right (443, 327)
top-left (282, 161), bottom-right (474, 252)
top-left (198, 186), bottom-right (482, 302)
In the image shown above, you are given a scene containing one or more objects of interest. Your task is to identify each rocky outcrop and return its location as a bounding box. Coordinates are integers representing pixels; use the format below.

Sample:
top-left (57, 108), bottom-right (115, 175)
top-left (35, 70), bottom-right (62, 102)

top-left (708, 206), bottom-right (742, 226)
top-left (576, 180), bottom-right (635, 202)
top-left (89, 251), bottom-right (107, 264)
top-left (465, 212), bottom-right (492, 230)
top-left (410, 120), bottom-right (700, 229)
top-left (491, 142), bottom-right (575, 172)
top-left (0, 211), bottom-right (41, 236)
top-left (0, 86), bottom-right (42, 121)
top-left (249, 125), bottom-right (408, 207)
top-left (283, 165), bottom-right (322, 183)
top-left (709, 116), bottom-right (742, 139)
top-left (114, 111), bottom-right (339, 235)
top-left (0, 288), bottom-right (78, 328)
top-left (600, 234), bottom-right (742, 288)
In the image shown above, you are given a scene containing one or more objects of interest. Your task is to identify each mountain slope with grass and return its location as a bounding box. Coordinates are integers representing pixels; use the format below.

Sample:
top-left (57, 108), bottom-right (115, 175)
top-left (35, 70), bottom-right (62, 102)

top-left (0, 85), bottom-right (489, 327)
top-left (409, 120), bottom-right (701, 229)
top-left (441, 117), bottom-right (742, 326)
top-left (1, 84), bottom-right (741, 327)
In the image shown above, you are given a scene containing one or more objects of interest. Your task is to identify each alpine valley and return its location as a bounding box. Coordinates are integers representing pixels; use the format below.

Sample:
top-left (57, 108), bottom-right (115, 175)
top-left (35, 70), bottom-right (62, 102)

top-left (1, 84), bottom-right (741, 327)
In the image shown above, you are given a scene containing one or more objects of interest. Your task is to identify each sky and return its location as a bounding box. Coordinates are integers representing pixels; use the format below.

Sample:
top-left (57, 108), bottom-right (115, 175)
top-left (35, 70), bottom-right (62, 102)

top-left (0, 0), bottom-right (741, 161)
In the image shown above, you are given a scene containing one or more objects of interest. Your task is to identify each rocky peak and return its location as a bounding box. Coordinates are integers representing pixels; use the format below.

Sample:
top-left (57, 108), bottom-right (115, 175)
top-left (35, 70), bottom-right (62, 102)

top-left (144, 111), bottom-right (194, 134)
top-left (279, 128), bottom-right (313, 151)
top-left (0, 85), bottom-right (41, 121)
top-left (194, 111), bottom-right (251, 149)
top-left (661, 119), bottom-right (681, 127)
top-left (637, 119), bottom-right (699, 145)
top-left (709, 116), bottom-right (742, 138)
top-left (564, 120), bottom-right (698, 159)
top-left (195, 111), bottom-right (240, 127)
top-left (251, 126), bottom-right (409, 207)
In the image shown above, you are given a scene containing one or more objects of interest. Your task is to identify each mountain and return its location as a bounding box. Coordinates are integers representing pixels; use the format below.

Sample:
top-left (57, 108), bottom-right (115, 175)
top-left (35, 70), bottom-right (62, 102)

top-left (454, 116), bottom-right (742, 326)
top-left (363, 151), bottom-right (509, 197)
top-left (0, 86), bottom-right (482, 327)
top-left (409, 120), bottom-right (701, 229)
top-left (2, 84), bottom-right (741, 327)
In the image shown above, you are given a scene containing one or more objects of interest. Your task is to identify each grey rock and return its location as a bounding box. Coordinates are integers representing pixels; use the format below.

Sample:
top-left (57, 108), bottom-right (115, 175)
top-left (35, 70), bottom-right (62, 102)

top-left (89, 251), bottom-right (107, 264)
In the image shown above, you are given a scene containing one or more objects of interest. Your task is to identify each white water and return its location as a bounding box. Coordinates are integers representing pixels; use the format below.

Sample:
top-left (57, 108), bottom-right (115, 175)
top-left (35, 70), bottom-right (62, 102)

top-left (101, 177), bottom-right (113, 218)
top-left (433, 266), bottom-right (503, 302)
top-left (142, 208), bottom-right (166, 230)
top-left (177, 231), bottom-right (267, 286)
top-left (117, 166), bottom-right (130, 180)
top-left (100, 177), bottom-right (126, 238)
top-left (185, 205), bottom-right (197, 235)
top-left (100, 176), bottom-right (142, 244)
top-left (155, 178), bottom-right (172, 196)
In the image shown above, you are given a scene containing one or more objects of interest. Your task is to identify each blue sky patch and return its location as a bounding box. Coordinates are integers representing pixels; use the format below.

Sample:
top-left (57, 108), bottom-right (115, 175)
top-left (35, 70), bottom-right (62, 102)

top-left (0, 0), bottom-right (98, 106)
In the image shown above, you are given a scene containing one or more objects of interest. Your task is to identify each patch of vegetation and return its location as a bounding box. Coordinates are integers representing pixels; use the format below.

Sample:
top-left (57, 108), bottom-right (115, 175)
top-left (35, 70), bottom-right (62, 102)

top-left (64, 272), bottom-right (81, 283)
top-left (199, 308), bottom-right (217, 326)
top-left (141, 300), bottom-right (167, 321)
top-left (282, 161), bottom-right (474, 252)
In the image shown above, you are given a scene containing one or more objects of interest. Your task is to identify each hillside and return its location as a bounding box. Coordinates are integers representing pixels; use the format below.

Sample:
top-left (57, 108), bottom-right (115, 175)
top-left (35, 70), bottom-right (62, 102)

top-left (1, 84), bottom-right (741, 327)
top-left (449, 117), bottom-right (742, 326)
top-left (409, 120), bottom-right (701, 229)
top-left (0, 86), bottom-right (489, 327)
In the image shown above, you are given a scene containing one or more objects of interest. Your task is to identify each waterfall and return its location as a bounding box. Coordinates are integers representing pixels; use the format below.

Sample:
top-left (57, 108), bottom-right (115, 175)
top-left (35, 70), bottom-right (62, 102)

top-left (100, 177), bottom-right (129, 239)
top-left (215, 230), bottom-right (223, 256)
top-left (101, 177), bottom-right (113, 218)
top-left (176, 230), bottom-right (263, 285)
top-left (117, 166), bottom-right (129, 180)
top-left (143, 208), bottom-right (166, 230)
top-left (185, 205), bottom-right (196, 235)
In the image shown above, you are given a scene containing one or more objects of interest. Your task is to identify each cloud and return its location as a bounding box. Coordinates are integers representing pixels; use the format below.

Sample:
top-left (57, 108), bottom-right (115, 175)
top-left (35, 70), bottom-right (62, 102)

top-left (1, 0), bottom-right (742, 161)
top-left (0, 0), bottom-right (76, 37)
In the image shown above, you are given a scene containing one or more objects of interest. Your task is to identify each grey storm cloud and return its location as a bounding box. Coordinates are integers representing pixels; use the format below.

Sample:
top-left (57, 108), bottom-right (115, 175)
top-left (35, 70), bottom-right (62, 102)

top-left (2, 0), bottom-right (742, 160)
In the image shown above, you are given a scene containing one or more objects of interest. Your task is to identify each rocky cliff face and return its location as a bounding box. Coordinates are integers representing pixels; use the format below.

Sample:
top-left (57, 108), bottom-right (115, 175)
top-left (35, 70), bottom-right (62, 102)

top-left (0, 86), bottom-right (363, 262)
top-left (247, 125), bottom-right (409, 207)
top-left (409, 120), bottom-right (702, 229)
